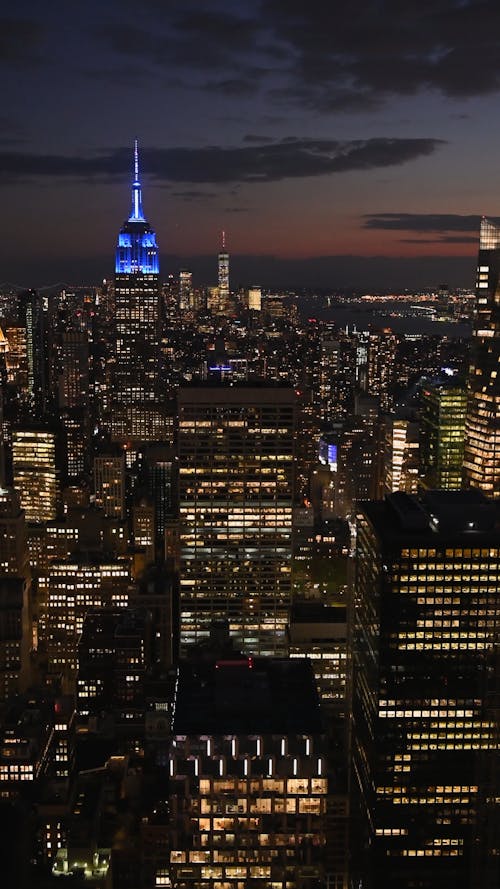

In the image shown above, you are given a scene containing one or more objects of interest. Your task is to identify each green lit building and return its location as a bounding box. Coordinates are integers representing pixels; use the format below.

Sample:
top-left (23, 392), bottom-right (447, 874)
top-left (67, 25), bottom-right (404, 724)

top-left (420, 381), bottom-right (467, 489)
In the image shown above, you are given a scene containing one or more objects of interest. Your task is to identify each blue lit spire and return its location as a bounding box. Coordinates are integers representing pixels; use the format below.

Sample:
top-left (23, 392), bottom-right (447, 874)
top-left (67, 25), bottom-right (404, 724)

top-left (129, 139), bottom-right (145, 222)
top-left (115, 141), bottom-right (160, 275)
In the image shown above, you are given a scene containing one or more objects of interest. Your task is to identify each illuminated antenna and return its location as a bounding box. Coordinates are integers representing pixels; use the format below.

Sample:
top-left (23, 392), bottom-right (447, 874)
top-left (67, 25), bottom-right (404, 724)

top-left (134, 138), bottom-right (139, 183)
top-left (129, 139), bottom-right (145, 222)
top-left (222, 229), bottom-right (226, 251)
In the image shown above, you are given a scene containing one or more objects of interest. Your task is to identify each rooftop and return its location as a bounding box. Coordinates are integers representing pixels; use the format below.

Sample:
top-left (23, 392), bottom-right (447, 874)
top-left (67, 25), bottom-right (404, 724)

top-left (360, 490), bottom-right (499, 545)
top-left (173, 657), bottom-right (323, 735)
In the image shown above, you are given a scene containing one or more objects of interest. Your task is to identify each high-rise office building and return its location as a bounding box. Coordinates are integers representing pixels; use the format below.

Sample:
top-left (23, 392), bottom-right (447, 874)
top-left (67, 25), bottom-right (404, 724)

top-left (351, 491), bottom-right (500, 889)
top-left (464, 217), bottom-right (500, 494)
top-left (77, 609), bottom-right (152, 729)
top-left (165, 657), bottom-right (328, 889)
top-left (13, 428), bottom-right (58, 522)
top-left (178, 384), bottom-right (295, 656)
top-left (383, 417), bottom-right (419, 494)
top-left (93, 450), bottom-right (126, 520)
top-left (58, 328), bottom-right (89, 410)
top-left (366, 328), bottom-right (397, 413)
top-left (179, 270), bottom-right (193, 311)
top-left (420, 381), bottom-right (467, 489)
top-left (143, 443), bottom-right (177, 556)
top-left (0, 487), bottom-right (31, 701)
top-left (113, 142), bottom-right (162, 441)
top-left (43, 556), bottom-right (131, 676)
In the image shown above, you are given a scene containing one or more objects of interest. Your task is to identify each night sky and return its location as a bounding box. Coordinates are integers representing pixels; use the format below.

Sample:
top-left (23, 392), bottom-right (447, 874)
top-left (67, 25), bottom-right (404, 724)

top-left (2, 0), bottom-right (500, 289)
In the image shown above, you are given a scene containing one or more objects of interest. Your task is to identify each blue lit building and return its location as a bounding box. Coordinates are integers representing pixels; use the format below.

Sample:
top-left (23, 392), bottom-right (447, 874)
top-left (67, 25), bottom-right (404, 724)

top-left (113, 142), bottom-right (163, 441)
top-left (115, 142), bottom-right (159, 276)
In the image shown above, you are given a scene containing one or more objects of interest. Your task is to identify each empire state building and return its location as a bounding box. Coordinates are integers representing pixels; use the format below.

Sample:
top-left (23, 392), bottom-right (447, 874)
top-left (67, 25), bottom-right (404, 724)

top-left (112, 142), bottom-right (164, 442)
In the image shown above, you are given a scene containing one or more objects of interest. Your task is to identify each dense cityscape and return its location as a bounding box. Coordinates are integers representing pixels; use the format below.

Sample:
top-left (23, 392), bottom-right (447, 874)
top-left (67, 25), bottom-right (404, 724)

top-left (0, 139), bottom-right (498, 889)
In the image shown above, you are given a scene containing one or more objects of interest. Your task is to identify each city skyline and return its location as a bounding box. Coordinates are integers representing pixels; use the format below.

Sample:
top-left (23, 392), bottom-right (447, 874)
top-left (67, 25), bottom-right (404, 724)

top-left (2, 1), bottom-right (500, 287)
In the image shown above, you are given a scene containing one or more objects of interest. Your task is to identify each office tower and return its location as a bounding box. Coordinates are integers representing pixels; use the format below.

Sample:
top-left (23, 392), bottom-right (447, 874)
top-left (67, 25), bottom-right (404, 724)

top-left (420, 382), bottom-right (467, 489)
top-left (287, 603), bottom-right (348, 712)
top-left (113, 141), bottom-right (162, 441)
top-left (178, 384), bottom-right (295, 656)
top-left (0, 384), bottom-right (5, 488)
top-left (5, 324), bottom-right (28, 394)
top-left (247, 285), bottom-right (262, 311)
top-left (218, 230), bottom-right (229, 306)
top-left (319, 337), bottom-right (356, 422)
top-left (13, 427), bottom-right (58, 522)
top-left (366, 328), bottom-right (397, 412)
top-left (179, 269), bottom-right (193, 311)
top-left (383, 417), bottom-right (419, 494)
top-left (0, 488), bottom-right (31, 700)
top-left (60, 412), bottom-right (87, 482)
top-left (19, 289), bottom-right (47, 418)
top-left (143, 443), bottom-right (177, 556)
top-left (57, 324), bottom-right (91, 482)
top-left (316, 411), bottom-right (383, 520)
top-left (0, 487), bottom-right (29, 577)
top-left (132, 498), bottom-right (155, 563)
top-left (351, 491), bottom-right (500, 889)
top-left (165, 657), bottom-right (327, 889)
top-left (464, 217), bottom-right (500, 494)
top-left (58, 328), bottom-right (89, 409)
top-left (93, 450), bottom-right (126, 519)
top-left (43, 556), bottom-right (131, 676)
top-left (77, 609), bottom-right (151, 729)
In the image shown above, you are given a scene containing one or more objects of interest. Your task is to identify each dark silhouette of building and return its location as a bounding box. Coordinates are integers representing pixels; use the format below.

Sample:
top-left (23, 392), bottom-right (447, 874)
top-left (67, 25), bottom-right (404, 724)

top-left (464, 217), bottom-right (500, 494)
top-left (351, 490), bottom-right (500, 889)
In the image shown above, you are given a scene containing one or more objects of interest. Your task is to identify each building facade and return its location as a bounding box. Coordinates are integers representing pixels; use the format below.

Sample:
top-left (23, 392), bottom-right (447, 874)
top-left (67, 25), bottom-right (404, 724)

top-left (351, 491), bottom-right (500, 889)
top-left (464, 217), bottom-right (500, 494)
top-left (166, 658), bottom-right (327, 889)
top-left (178, 384), bottom-right (295, 656)
top-left (420, 382), bottom-right (467, 490)
top-left (112, 142), bottom-right (162, 441)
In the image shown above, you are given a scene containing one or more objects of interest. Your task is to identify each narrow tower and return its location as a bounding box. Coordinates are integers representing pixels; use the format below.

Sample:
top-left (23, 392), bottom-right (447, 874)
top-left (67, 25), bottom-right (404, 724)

top-left (217, 230), bottom-right (230, 307)
top-left (113, 141), bottom-right (162, 442)
top-left (463, 217), bottom-right (500, 494)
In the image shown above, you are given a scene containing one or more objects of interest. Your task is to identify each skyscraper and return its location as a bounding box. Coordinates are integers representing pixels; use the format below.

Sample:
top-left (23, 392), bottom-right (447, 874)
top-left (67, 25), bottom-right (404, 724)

top-left (178, 383), bottom-right (295, 656)
top-left (351, 491), bottom-right (500, 889)
top-left (0, 487), bottom-right (31, 701)
top-left (366, 328), bottom-right (397, 413)
top-left (13, 428), bottom-right (58, 522)
top-left (464, 217), bottom-right (500, 494)
top-left (217, 230), bottom-right (230, 308)
top-left (420, 381), bottom-right (467, 489)
top-left (19, 289), bottom-right (47, 418)
top-left (113, 141), bottom-right (162, 441)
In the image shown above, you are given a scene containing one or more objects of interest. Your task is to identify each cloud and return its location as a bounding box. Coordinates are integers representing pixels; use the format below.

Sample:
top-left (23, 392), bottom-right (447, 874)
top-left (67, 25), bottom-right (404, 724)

top-left (0, 137), bottom-right (445, 186)
top-left (94, 7), bottom-right (266, 82)
top-left (243, 134), bottom-right (276, 143)
top-left (171, 189), bottom-right (218, 200)
top-left (363, 213), bottom-right (490, 233)
top-left (399, 236), bottom-right (478, 244)
top-left (261, 0), bottom-right (500, 107)
top-left (203, 77), bottom-right (259, 96)
top-left (0, 17), bottom-right (44, 64)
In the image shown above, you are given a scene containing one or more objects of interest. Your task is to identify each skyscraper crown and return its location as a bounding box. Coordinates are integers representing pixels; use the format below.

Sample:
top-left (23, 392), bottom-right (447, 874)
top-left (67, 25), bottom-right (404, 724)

top-left (115, 142), bottom-right (159, 275)
top-left (479, 216), bottom-right (500, 251)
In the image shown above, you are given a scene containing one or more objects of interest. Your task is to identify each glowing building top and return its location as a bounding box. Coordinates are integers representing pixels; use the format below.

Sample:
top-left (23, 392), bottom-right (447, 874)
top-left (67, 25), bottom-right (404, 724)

top-left (479, 216), bottom-right (500, 251)
top-left (218, 229), bottom-right (229, 299)
top-left (115, 141), bottom-right (159, 275)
